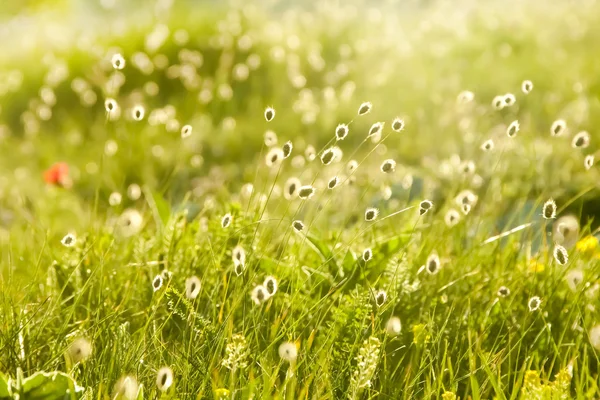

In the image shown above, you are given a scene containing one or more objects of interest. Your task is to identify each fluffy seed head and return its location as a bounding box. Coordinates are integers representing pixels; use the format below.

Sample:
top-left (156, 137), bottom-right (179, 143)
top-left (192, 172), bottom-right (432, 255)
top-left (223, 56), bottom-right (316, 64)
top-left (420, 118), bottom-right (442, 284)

top-left (156, 367), bottom-right (174, 392)
top-left (362, 248), bottom-right (373, 262)
top-left (263, 276), bottom-right (278, 296)
top-left (266, 147), bottom-right (284, 167)
top-left (132, 105), bottom-right (145, 121)
top-left (321, 148), bottom-right (336, 165)
top-left (335, 123), bottom-right (349, 140)
top-left (264, 130), bottom-right (278, 146)
top-left (111, 53), bottom-right (126, 70)
top-left (542, 199), bottom-right (557, 219)
top-left (368, 122), bottom-right (384, 138)
top-left (152, 275), bottom-right (163, 292)
top-left (444, 209), bottom-right (460, 227)
top-left (503, 93), bottom-right (516, 106)
top-left (357, 101), bottom-right (372, 115)
top-left (528, 296), bottom-right (541, 311)
top-left (232, 245), bottom-right (246, 269)
top-left (181, 124), bottom-right (193, 138)
top-left (305, 145), bottom-right (316, 161)
top-left (327, 176), bottom-right (339, 189)
top-left (292, 220), bottom-right (304, 232)
top-left (374, 290), bottom-right (387, 307)
top-left (185, 276), bottom-right (201, 299)
top-left (281, 140), bottom-right (293, 158)
top-left (565, 269), bottom-right (584, 292)
top-left (571, 131), bottom-right (590, 149)
top-left (264, 107), bottom-right (275, 121)
top-left (278, 342), bottom-right (298, 363)
top-left (492, 95), bottom-right (505, 110)
top-left (551, 119), bottom-right (567, 136)
top-left (589, 325), bottom-right (600, 350)
top-left (391, 117), bottom-right (405, 132)
top-left (522, 80), bottom-right (533, 94)
top-left (104, 98), bottom-right (118, 113)
top-left (284, 177), bottom-right (301, 200)
top-left (298, 185), bottom-right (315, 199)
top-left (365, 207), bottom-right (379, 221)
top-left (457, 90), bottom-right (474, 104)
top-left (221, 213), bottom-right (232, 228)
top-left (461, 204), bottom-right (471, 215)
top-left (507, 120), bottom-right (519, 137)
top-left (419, 200), bottom-right (433, 215)
top-left (425, 253), bottom-right (440, 275)
top-left (347, 160), bottom-right (359, 173)
top-left (67, 337), bottom-right (93, 363)
top-left (553, 245), bottom-right (568, 265)
top-left (497, 286), bottom-right (510, 297)
top-left (380, 159), bottom-right (396, 173)
top-left (61, 233), bottom-right (76, 247)
top-left (113, 376), bottom-right (139, 400)
top-left (481, 139), bottom-right (494, 152)
top-left (251, 285), bottom-right (270, 305)
top-left (386, 316), bottom-right (402, 336)
top-left (585, 155), bottom-right (594, 170)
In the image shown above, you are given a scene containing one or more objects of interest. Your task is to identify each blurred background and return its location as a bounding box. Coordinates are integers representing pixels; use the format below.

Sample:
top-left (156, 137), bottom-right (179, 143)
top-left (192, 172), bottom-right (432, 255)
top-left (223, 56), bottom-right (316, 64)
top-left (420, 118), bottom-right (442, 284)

top-left (1, 0), bottom-right (600, 245)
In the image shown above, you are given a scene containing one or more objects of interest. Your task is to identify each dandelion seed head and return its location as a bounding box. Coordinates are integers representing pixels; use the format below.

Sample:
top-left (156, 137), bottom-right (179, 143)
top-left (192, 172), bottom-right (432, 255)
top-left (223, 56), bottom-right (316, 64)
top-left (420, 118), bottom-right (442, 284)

top-left (551, 119), bottom-right (567, 136)
top-left (156, 367), bottom-right (174, 392)
top-left (386, 316), bottom-right (402, 336)
top-left (542, 199), bottom-right (557, 219)
top-left (335, 123), bottom-right (349, 140)
top-left (380, 159), bottom-right (396, 173)
top-left (185, 276), bottom-right (201, 299)
top-left (357, 101), bottom-right (372, 115)
top-left (264, 107), bottom-right (275, 122)
top-left (278, 342), bottom-right (298, 362)
top-left (264, 130), bottom-right (278, 146)
top-left (528, 296), bottom-right (541, 311)
top-left (365, 207), bottom-right (379, 221)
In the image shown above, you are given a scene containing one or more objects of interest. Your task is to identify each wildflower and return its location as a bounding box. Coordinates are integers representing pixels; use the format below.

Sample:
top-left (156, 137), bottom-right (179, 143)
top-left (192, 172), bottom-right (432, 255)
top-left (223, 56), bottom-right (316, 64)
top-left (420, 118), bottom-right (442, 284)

top-left (104, 98), bottom-right (118, 113)
top-left (461, 204), bottom-right (471, 215)
top-left (349, 337), bottom-right (381, 393)
top-left (385, 317), bottom-right (401, 337)
top-left (503, 93), bottom-right (516, 106)
top-left (374, 290), bottom-right (387, 307)
top-left (321, 148), bottom-right (336, 165)
top-left (347, 160), bottom-right (359, 173)
top-left (481, 139), bottom-right (494, 151)
top-left (365, 208), bottom-right (379, 222)
top-left (522, 80), bottom-right (533, 94)
top-left (263, 276), bottom-right (278, 296)
top-left (278, 342), bottom-right (298, 363)
top-left (222, 334), bottom-right (249, 370)
top-left (284, 177), bottom-right (301, 200)
top-left (264, 107), bottom-right (275, 121)
top-left (156, 367), bottom-right (174, 392)
top-left (551, 119), bottom-right (567, 136)
top-left (497, 286), bottom-right (510, 297)
top-left (292, 220), bottom-right (304, 232)
top-left (419, 200), bottom-right (433, 215)
top-left (357, 101), bottom-right (372, 115)
top-left (527, 259), bottom-right (545, 273)
top-left (442, 392), bottom-right (457, 400)
top-left (266, 147), bottom-right (284, 167)
top-left (185, 276), bottom-right (201, 299)
top-left (457, 90), bottom-right (474, 104)
top-left (571, 131), bottom-right (590, 148)
top-left (44, 162), bottom-right (70, 187)
top-left (507, 120), bottom-right (519, 137)
top-left (215, 389), bottom-right (231, 399)
top-left (362, 248), bottom-right (373, 262)
top-left (109, 192), bottom-right (122, 206)
top-left (251, 285), bottom-right (270, 305)
top-left (565, 269), bottom-right (583, 292)
top-left (542, 199), bottom-right (557, 219)
top-left (264, 130), bottom-right (278, 146)
top-left (67, 337), bottom-right (93, 363)
top-left (391, 117), bottom-right (405, 132)
top-left (61, 233), bottom-right (76, 247)
top-left (113, 376), bottom-right (139, 400)
top-left (305, 145), bottom-right (316, 161)
top-left (528, 296), bottom-right (541, 311)
top-left (444, 209), bottom-right (460, 227)
top-left (111, 53), bottom-right (126, 70)
top-left (576, 235), bottom-right (598, 254)
top-left (152, 275), bottom-right (163, 291)
top-left (335, 123), bottom-right (349, 140)
top-left (367, 122), bottom-right (384, 138)
top-left (298, 185), bottom-right (315, 199)
top-left (584, 155), bottom-right (594, 170)
top-left (327, 176), bottom-right (339, 189)
top-left (553, 215), bottom-right (580, 248)
top-left (221, 213), bottom-right (232, 228)
top-left (181, 124), bottom-right (192, 138)
top-left (590, 325), bottom-right (600, 349)
top-left (282, 141), bottom-right (293, 158)
top-left (553, 245), bottom-right (568, 265)
top-left (131, 105), bottom-right (145, 121)
top-left (380, 159), bottom-right (396, 173)
top-left (492, 95), bottom-right (505, 110)
top-left (425, 253), bottom-right (440, 275)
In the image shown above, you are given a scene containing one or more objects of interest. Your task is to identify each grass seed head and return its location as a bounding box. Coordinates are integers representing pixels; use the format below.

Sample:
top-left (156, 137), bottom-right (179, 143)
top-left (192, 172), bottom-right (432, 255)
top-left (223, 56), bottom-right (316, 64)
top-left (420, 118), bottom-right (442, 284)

top-left (391, 117), bottom-right (405, 132)
top-left (503, 93), bottom-right (516, 106)
top-left (266, 147), bottom-right (284, 167)
top-left (221, 213), bottom-right (232, 228)
top-left (380, 159), bottom-right (396, 173)
top-left (263, 276), bottom-right (278, 296)
top-left (585, 155), bottom-right (595, 170)
top-left (357, 101), bottom-right (372, 115)
top-left (368, 122), bottom-right (384, 138)
top-left (425, 253), bottom-right (440, 275)
top-left (321, 148), bottom-right (336, 165)
top-left (292, 220), bottom-right (305, 232)
top-left (264, 130), bottom-right (278, 146)
top-left (104, 98), bottom-right (118, 113)
top-left (528, 296), bottom-right (541, 311)
top-left (362, 248), bottom-right (373, 262)
top-left (542, 199), bottom-right (557, 219)
top-left (113, 376), bottom-right (139, 400)
top-left (335, 123), bottom-right (349, 140)
top-left (305, 145), bottom-right (316, 161)
top-left (264, 107), bottom-right (275, 122)
top-left (385, 316), bottom-right (402, 336)
top-left (181, 124), bottom-right (192, 138)
top-left (298, 185), bottom-right (315, 199)
top-left (365, 207), bottom-right (379, 221)
top-left (156, 367), bottom-right (174, 392)
top-left (551, 119), bottom-right (567, 136)
top-left (251, 285), bottom-right (270, 305)
top-left (457, 90), bottom-right (474, 104)
top-left (132, 105), bottom-right (145, 121)
top-left (522, 80), bottom-right (533, 94)
top-left (152, 275), bottom-right (163, 292)
top-left (284, 177), bottom-right (301, 200)
top-left (185, 276), bottom-right (201, 299)
top-left (444, 209), bottom-right (460, 227)
top-left (375, 290), bottom-right (387, 307)
top-left (553, 244), bottom-right (568, 265)
top-left (481, 139), bottom-right (494, 151)
top-left (328, 176), bottom-right (339, 189)
top-left (111, 53), bottom-right (126, 70)
top-left (67, 337), bottom-right (93, 363)
top-left (497, 286), bottom-right (510, 297)
top-left (492, 95), bottom-right (505, 110)
top-left (61, 233), bottom-right (76, 247)
top-left (507, 120), bottom-right (519, 137)
top-left (282, 140), bottom-right (293, 158)
top-left (571, 131), bottom-right (590, 148)
top-left (590, 325), bottom-right (600, 350)
top-left (419, 200), bottom-right (433, 215)
top-left (278, 342), bottom-right (298, 363)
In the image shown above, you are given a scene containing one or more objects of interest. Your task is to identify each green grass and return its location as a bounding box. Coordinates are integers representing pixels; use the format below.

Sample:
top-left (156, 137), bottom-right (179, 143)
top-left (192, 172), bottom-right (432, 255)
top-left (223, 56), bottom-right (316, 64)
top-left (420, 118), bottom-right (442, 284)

top-left (2, 0), bottom-right (600, 398)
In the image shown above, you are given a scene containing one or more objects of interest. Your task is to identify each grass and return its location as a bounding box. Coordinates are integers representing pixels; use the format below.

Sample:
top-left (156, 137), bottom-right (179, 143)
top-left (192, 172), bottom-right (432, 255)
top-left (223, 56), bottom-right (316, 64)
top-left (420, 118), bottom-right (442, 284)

top-left (2, 0), bottom-right (600, 398)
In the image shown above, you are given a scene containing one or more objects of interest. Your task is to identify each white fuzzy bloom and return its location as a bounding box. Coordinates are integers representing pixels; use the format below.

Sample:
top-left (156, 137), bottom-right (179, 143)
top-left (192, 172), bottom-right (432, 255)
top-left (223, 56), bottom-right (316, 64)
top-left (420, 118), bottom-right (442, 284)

top-left (185, 276), bottom-right (201, 299)
top-left (156, 367), bottom-right (174, 392)
top-left (528, 296), bottom-right (541, 311)
top-left (61, 233), bottom-right (76, 247)
top-left (278, 342), bottom-right (298, 362)
top-left (386, 317), bottom-right (402, 336)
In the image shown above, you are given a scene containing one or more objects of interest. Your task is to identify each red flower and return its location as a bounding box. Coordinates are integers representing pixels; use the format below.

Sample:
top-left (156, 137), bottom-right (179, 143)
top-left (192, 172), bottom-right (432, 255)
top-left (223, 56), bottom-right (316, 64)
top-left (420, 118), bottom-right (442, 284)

top-left (44, 162), bottom-right (71, 187)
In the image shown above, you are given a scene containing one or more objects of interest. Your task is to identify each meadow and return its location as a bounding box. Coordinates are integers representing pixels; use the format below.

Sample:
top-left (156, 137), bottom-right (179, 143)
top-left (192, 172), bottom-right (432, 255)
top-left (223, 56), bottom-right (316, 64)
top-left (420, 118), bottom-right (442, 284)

top-left (2, 0), bottom-right (600, 398)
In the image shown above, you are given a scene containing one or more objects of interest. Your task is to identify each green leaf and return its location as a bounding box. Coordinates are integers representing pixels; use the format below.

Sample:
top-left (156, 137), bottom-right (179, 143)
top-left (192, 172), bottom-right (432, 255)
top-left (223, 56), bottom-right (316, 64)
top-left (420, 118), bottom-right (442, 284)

top-left (0, 372), bottom-right (11, 399)
top-left (21, 371), bottom-right (83, 400)
top-left (305, 233), bottom-right (339, 276)
top-left (341, 250), bottom-right (357, 274)
top-left (144, 186), bottom-right (171, 230)
top-left (136, 383), bottom-right (144, 400)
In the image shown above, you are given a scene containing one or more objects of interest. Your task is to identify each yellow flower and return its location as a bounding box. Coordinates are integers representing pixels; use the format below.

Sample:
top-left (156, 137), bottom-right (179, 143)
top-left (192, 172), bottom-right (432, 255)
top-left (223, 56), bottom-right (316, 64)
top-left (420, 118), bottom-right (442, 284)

top-left (527, 260), bottom-right (545, 273)
top-left (442, 391), bottom-right (457, 400)
top-left (412, 324), bottom-right (430, 345)
top-left (215, 388), bottom-right (230, 399)
top-left (576, 235), bottom-right (598, 254)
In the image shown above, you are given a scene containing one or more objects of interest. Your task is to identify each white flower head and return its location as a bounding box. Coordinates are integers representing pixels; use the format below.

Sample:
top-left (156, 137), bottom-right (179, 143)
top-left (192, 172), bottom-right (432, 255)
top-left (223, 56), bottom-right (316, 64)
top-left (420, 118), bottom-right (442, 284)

top-left (251, 285), bottom-right (270, 305)
top-left (551, 119), bottom-right (567, 137)
top-left (278, 342), bottom-right (298, 363)
top-left (365, 207), bottom-right (379, 222)
top-left (386, 317), bottom-right (402, 336)
top-left (528, 296), bottom-right (541, 311)
top-left (61, 233), bottom-right (76, 247)
top-left (156, 367), bottom-right (174, 392)
top-left (185, 276), bottom-right (201, 299)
